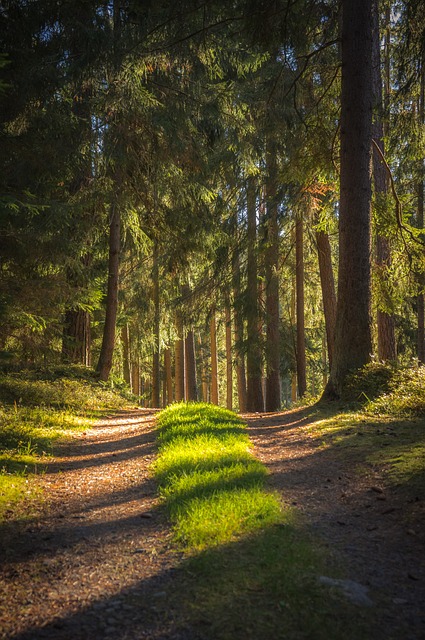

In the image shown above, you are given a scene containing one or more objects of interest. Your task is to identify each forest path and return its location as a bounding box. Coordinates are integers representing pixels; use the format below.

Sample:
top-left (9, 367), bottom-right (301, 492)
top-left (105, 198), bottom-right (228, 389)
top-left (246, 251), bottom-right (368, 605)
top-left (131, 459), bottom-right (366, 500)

top-left (0, 406), bottom-right (424, 639)
top-left (245, 407), bottom-right (425, 640)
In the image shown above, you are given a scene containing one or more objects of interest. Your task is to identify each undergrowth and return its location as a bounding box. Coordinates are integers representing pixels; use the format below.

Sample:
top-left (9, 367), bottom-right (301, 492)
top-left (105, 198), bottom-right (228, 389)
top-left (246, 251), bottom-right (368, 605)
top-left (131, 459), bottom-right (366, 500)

top-left (0, 365), bottom-right (131, 520)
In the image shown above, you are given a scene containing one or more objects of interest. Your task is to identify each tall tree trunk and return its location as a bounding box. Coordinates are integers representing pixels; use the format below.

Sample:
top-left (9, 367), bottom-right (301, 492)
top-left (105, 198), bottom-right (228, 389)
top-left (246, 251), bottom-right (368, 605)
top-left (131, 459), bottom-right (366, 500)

top-left (121, 322), bottom-right (131, 388)
top-left (152, 241), bottom-right (161, 407)
top-left (264, 143), bottom-right (281, 411)
top-left (417, 62), bottom-right (425, 362)
top-left (174, 312), bottom-right (185, 402)
top-left (232, 246), bottom-right (247, 412)
top-left (96, 204), bottom-right (121, 381)
top-left (325, 0), bottom-right (373, 398)
top-left (225, 304), bottom-right (233, 410)
top-left (199, 335), bottom-right (209, 402)
top-left (210, 309), bottom-right (219, 405)
top-left (372, 0), bottom-right (396, 362)
top-left (164, 348), bottom-right (173, 405)
top-left (185, 329), bottom-right (197, 401)
top-left (296, 210), bottom-right (307, 398)
top-left (316, 230), bottom-right (336, 369)
top-left (246, 177), bottom-right (264, 412)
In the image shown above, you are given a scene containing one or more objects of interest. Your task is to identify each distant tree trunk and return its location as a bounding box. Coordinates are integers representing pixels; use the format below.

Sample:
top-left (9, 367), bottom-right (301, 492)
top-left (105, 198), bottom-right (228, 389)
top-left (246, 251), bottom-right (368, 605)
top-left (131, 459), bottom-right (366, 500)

top-left (96, 204), bottom-right (121, 381)
top-left (132, 360), bottom-right (140, 398)
top-left (225, 304), bottom-right (233, 410)
top-left (325, 0), bottom-right (373, 398)
top-left (372, 0), bottom-right (396, 362)
top-left (210, 309), bottom-right (219, 405)
top-left (185, 329), bottom-right (197, 401)
top-left (121, 323), bottom-right (131, 387)
top-left (296, 210), bottom-right (307, 398)
top-left (163, 348), bottom-right (173, 405)
top-left (264, 143), bottom-right (281, 411)
top-left (246, 177), bottom-right (264, 412)
top-left (174, 312), bottom-right (185, 402)
top-left (232, 247), bottom-right (247, 412)
top-left (316, 230), bottom-right (336, 369)
top-left (199, 335), bottom-right (209, 402)
top-left (291, 276), bottom-right (297, 402)
top-left (152, 241), bottom-right (160, 407)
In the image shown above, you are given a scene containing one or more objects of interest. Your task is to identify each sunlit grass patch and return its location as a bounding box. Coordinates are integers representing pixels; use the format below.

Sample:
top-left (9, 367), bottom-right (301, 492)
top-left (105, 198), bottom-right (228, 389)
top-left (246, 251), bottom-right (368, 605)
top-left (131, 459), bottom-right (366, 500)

top-left (155, 402), bottom-right (283, 549)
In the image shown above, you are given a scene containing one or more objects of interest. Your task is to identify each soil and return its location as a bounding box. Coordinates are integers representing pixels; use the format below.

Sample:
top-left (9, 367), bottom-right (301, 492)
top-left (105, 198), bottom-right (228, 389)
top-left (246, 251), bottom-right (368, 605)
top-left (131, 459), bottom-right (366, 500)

top-left (0, 407), bottom-right (424, 640)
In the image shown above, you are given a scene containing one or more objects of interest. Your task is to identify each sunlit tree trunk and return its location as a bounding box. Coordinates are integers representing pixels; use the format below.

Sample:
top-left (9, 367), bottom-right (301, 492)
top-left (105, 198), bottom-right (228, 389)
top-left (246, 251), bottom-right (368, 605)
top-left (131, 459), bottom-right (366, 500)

top-left (164, 348), bottom-right (173, 405)
top-left (246, 177), bottom-right (264, 412)
top-left (225, 304), bottom-right (233, 410)
top-left (325, 0), bottom-right (373, 398)
top-left (132, 360), bottom-right (140, 398)
top-left (296, 210), bottom-right (307, 398)
top-left (210, 309), bottom-right (219, 405)
top-left (264, 142), bottom-right (281, 411)
top-left (316, 229), bottom-right (336, 369)
top-left (174, 312), bottom-right (185, 401)
top-left (185, 329), bottom-right (197, 401)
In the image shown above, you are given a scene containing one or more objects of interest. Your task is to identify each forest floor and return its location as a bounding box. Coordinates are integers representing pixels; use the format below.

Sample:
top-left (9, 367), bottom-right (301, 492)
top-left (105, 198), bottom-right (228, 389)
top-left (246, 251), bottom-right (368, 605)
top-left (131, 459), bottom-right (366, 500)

top-left (0, 406), bottom-right (424, 639)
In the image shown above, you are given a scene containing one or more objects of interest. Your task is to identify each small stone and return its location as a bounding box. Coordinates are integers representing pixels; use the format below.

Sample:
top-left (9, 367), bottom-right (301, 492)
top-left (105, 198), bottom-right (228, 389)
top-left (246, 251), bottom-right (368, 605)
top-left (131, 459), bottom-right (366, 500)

top-left (393, 598), bottom-right (408, 605)
top-left (140, 512), bottom-right (153, 519)
top-left (370, 486), bottom-right (384, 494)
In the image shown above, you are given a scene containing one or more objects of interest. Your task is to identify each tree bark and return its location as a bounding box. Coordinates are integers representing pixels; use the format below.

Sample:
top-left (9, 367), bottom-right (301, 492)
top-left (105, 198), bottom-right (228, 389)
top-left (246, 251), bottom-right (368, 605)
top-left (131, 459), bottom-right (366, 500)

top-left (164, 348), bottom-right (173, 405)
top-left (185, 329), bottom-right (198, 401)
top-left (210, 309), bottom-right (219, 405)
top-left (246, 177), bottom-right (264, 412)
top-left (232, 245), bottom-right (247, 412)
top-left (96, 205), bottom-right (121, 381)
top-left (62, 309), bottom-right (91, 366)
top-left (325, 0), bottom-right (373, 398)
top-left (296, 210), bottom-right (307, 398)
top-left (174, 312), bottom-right (185, 402)
top-left (316, 229), bottom-right (336, 369)
top-left (417, 62), bottom-right (425, 362)
top-left (372, 0), bottom-right (396, 362)
top-left (264, 143), bottom-right (281, 411)
top-left (225, 304), bottom-right (233, 410)
top-left (152, 241), bottom-right (161, 407)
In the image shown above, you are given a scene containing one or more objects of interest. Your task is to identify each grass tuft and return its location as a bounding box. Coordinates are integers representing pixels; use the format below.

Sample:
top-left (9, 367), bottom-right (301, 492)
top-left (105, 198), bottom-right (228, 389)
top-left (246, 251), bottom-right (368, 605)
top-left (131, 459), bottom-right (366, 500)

top-left (155, 402), bottom-right (283, 549)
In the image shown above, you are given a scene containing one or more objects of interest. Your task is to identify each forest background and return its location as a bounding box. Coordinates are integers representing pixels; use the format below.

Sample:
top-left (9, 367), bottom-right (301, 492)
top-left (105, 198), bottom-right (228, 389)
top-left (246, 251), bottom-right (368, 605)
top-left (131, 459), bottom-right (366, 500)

top-left (1, 0), bottom-right (425, 411)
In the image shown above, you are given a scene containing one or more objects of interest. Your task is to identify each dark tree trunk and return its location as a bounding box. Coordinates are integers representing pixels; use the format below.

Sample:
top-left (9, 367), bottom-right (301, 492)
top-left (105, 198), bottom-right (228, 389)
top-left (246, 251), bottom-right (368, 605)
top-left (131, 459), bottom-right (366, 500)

top-left (246, 177), bottom-right (264, 412)
top-left (417, 63), bottom-right (425, 362)
top-left (185, 329), bottom-right (198, 401)
top-left (264, 144), bottom-right (281, 411)
top-left (62, 309), bottom-right (91, 366)
top-left (372, 0), bottom-right (396, 362)
top-left (210, 309), bottom-right (219, 405)
top-left (325, 0), bottom-right (373, 398)
top-left (316, 229), bottom-right (336, 370)
top-left (296, 211), bottom-right (307, 398)
top-left (96, 205), bottom-right (121, 381)
top-left (232, 246), bottom-right (247, 412)
top-left (152, 241), bottom-right (161, 407)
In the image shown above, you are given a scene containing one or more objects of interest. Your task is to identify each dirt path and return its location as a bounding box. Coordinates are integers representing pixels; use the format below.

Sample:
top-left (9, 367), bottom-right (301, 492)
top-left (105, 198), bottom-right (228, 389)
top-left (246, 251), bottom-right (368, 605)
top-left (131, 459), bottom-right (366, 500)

top-left (0, 409), bottom-right (181, 640)
top-left (245, 408), bottom-right (425, 640)
top-left (1, 407), bottom-right (424, 639)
